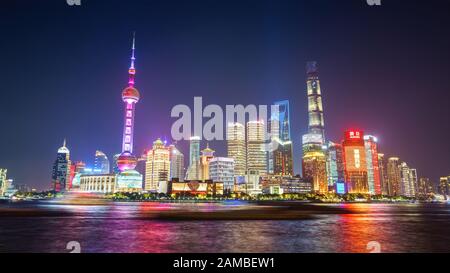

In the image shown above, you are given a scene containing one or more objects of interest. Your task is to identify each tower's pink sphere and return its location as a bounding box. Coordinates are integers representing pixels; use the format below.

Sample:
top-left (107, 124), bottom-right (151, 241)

top-left (117, 152), bottom-right (137, 171)
top-left (122, 86), bottom-right (140, 102)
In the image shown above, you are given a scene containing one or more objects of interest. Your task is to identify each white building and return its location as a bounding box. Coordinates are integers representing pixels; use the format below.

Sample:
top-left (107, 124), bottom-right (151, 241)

top-left (400, 162), bottom-right (417, 197)
top-left (80, 174), bottom-right (117, 193)
top-left (246, 121), bottom-right (267, 175)
top-left (145, 139), bottom-right (170, 191)
top-left (227, 122), bottom-right (246, 176)
top-left (209, 157), bottom-right (235, 191)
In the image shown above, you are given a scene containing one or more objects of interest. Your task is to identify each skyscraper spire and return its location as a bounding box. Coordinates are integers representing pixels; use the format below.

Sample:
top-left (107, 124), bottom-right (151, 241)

top-left (128, 32), bottom-right (136, 87)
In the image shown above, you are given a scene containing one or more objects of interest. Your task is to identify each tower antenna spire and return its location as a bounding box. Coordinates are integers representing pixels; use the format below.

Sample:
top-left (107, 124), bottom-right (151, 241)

top-left (128, 32), bottom-right (136, 86)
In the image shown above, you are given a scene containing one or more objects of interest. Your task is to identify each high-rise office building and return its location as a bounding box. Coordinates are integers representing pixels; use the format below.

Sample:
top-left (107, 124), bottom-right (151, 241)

top-left (326, 141), bottom-right (345, 187)
top-left (364, 135), bottom-right (382, 195)
top-left (93, 150), bottom-right (110, 174)
top-left (342, 130), bottom-right (369, 194)
top-left (145, 139), bottom-right (170, 192)
top-left (302, 62), bottom-right (327, 193)
top-left (51, 139), bottom-right (71, 192)
top-left (209, 157), bottom-right (235, 191)
top-left (227, 122), bottom-right (246, 176)
top-left (246, 120), bottom-right (267, 175)
top-left (387, 157), bottom-right (402, 196)
top-left (399, 162), bottom-right (417, 197)
top-left (186, 136), bottom-right (201, 180)
top-left (200, 144), bottom-right (215, 181)
top-left (168, 144), bottom-right (184, 181)
top-left (439, 176), bottom-right (449, 198)
top-left (0, 169), bottom-right (7, 196)
top-left (378, 153), bottom-right (390, 196)
top-left (269, 100), bottom-right (293, 176)
top-left (417, 177), bottom-right (433, 198)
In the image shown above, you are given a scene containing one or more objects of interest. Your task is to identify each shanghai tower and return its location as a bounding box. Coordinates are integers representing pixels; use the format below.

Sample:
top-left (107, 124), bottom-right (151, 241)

top-left (302, 61), bottom-right (328, 193)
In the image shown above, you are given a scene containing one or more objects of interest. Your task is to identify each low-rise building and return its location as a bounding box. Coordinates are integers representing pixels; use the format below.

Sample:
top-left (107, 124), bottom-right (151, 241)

top-left (261, 175), bottom-right (313, 195)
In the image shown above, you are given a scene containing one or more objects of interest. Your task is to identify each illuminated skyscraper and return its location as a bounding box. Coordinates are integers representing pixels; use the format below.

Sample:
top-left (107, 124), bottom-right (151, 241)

top-left (302, 62), bottom-right (327, 193)
top-left (387, 157), bottom-right (402, 196)
top-left (0, 169), bottom-right (7, 196)
top-left (417, 177), bottom-right (434, 198)
top-left (168, 144), bottom-right (185, 181)
top-left (94, 150), bottom-right (110, 174)
top-left (200, 144), bottom-right (215, 181)
top-left (326, 141), bottom-right (345, 187)
top-left (269, 100), bottom-right (293, 176)
top-left (246, 120), bottom-right (267, 175)
top-left (399, 162), bottom-right (417, 197)
top-left (439, 176), bottom-right (449, 198)
top-left (145, 139), bottom-right (170, 192)
top-left (227, 122), bottom-right (246, 176)
top-left (186, 136), bottom-right (201, 180)
top-left (51, 140), bottom-right (71, 192)
top-left (364, 135), bottom-right (382, 195)
top-left (342, 130), bottom-right (369, 194)
top-left (377, 153), bottom-right (390, 195)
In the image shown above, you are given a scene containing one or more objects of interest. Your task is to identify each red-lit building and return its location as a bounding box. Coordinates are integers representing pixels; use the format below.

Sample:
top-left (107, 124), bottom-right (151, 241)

top-left (342, 130), bottom-right (369, 194)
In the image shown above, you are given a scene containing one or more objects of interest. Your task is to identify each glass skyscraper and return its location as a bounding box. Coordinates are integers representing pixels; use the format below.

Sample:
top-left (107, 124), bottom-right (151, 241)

top-left (52, 140), bottom-right (71, 192)
top-left (93, 150), bottom-right (110, 174)
top-left (364, 135), bottom-right (381, 195)
top-left (302, 61), bottom-right (327, 193)
top-left (186, 136), bottom-right (201, 180)
top-left (269, 100), bottom-right (293, 176)
top-left (326, 141), bottom-right (345, 187)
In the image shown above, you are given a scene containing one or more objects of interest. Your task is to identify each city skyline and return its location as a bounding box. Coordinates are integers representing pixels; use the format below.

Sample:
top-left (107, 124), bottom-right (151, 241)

top-left (1, 0), bottom-right (449, 190)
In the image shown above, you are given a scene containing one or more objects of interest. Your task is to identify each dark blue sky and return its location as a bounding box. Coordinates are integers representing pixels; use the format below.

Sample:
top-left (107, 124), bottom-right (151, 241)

top-left (1, 0), bottom-right (449, 190)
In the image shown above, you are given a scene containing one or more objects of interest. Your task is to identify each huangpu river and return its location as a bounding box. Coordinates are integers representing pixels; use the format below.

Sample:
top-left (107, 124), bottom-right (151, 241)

top-left (0, 200), bottom-right (449, 253)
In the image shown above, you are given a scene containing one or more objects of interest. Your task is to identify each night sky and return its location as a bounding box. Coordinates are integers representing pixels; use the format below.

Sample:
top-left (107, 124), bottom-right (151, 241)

top-left (1, 0), bottom-right (449, 190)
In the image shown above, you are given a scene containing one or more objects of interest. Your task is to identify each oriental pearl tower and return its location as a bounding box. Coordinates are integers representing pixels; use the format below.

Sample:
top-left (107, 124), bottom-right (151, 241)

top-left (117, 33), bottom-right (140, 172)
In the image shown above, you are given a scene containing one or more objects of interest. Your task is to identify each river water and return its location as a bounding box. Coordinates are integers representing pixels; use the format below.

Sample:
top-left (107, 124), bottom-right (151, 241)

top-left (0, 201), bottom-right (449, 253)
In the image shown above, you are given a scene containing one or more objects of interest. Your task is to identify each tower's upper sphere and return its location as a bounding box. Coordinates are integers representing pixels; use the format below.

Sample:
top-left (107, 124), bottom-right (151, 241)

top-left (117, 151), bottom-right (137, 172)
top-left (122, 86), bottom-right (140, 103)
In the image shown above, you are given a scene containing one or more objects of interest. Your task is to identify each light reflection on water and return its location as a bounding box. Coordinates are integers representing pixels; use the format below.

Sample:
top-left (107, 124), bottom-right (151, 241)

top-left (0, 202), bottom-right (449, 253)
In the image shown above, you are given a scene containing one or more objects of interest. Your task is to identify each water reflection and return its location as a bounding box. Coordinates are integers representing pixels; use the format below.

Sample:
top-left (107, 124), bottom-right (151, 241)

top-left (0, 202), bottom-right (449, 253)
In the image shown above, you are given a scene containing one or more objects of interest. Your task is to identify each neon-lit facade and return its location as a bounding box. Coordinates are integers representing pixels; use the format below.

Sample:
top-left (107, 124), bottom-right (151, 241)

top-left (117, 33), bottom-right (140, 173)
top-left (342, 130), bottom-right (369, 194)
